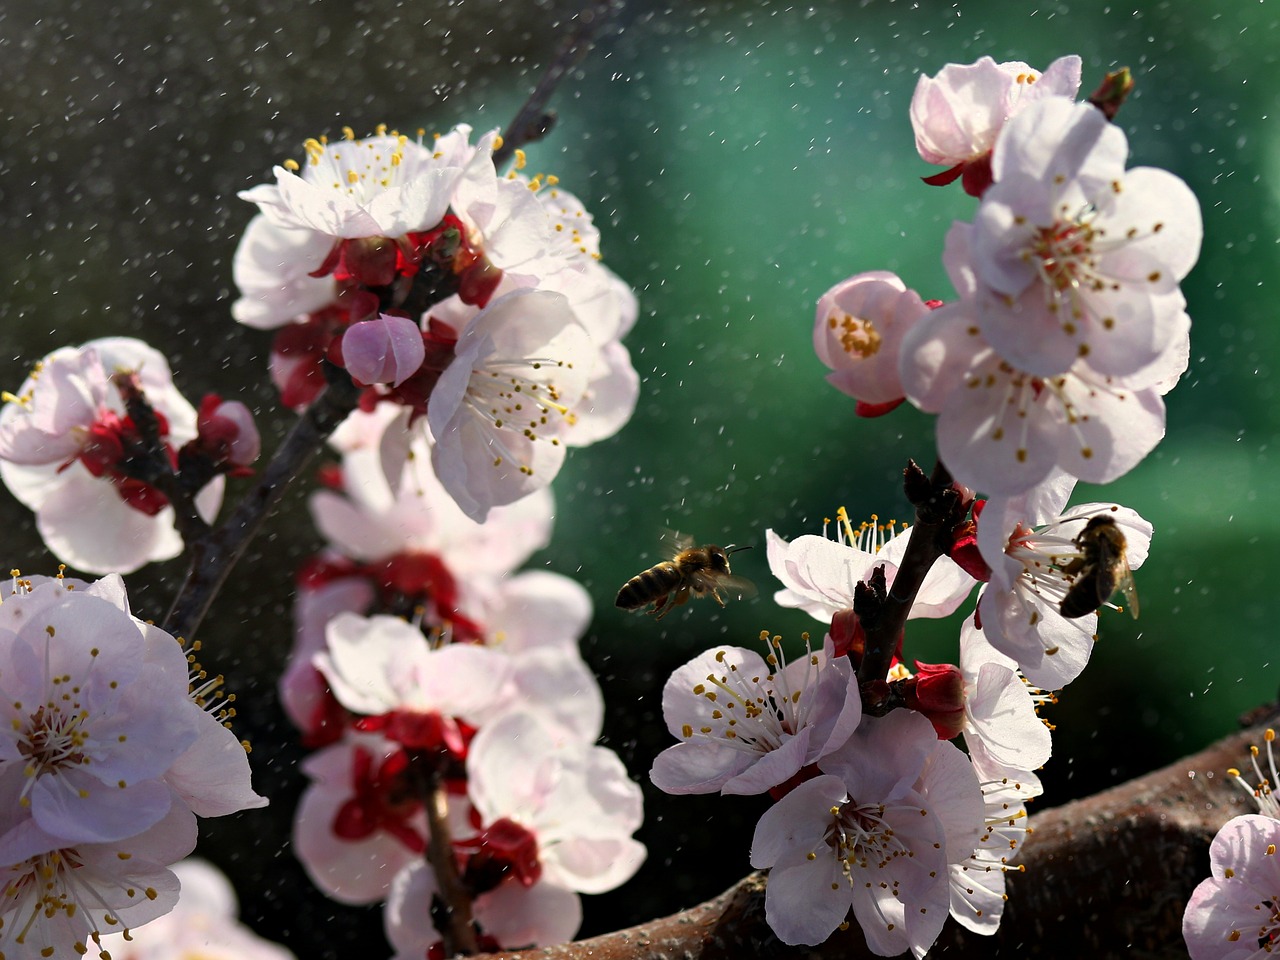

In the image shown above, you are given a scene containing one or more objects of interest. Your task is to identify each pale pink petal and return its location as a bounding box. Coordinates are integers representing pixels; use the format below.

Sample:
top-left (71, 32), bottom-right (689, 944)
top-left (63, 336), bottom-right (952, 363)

top-left (342, 315), bottom-right (425, 388)
top-left (164, 704), bottom-right (268, 817)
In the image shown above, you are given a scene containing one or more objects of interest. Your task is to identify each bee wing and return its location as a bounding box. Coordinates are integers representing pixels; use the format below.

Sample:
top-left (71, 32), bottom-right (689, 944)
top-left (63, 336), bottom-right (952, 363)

top-left (659, 528), bottom-right (695, 558)
top-left (1116, 561), bottom-right (1140, 620)
top-left (692, 571), bottom-right (757, 601)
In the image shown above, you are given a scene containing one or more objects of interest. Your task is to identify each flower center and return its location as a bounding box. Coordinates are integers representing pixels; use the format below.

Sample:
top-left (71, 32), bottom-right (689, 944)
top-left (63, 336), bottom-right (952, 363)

top-left (682, 635), bottom-right (820, 755)
top-left (332, 745), bottom-right (426, 853)
top-left (466, 356), bottom-right (578, 476)
top-left (828, 800), bottom-right (909, 877)
top-left (829, 507), bottom-right (906, 553)
top-left (827, 311), bottom-right (883, 359)
top-left (1027, 217), bottom-right (1100, 295)
top-left (297, 126), bottom-right (414, 200)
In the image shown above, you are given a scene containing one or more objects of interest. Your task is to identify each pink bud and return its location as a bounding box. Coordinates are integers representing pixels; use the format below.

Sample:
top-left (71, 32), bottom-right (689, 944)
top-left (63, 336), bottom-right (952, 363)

top-left (197, 394), bottom-right (261, 467)
top-left (342, 315), bottom-right (426, 388)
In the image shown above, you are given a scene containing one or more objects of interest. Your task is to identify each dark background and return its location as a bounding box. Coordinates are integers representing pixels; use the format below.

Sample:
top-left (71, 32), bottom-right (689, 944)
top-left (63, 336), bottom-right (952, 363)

top-left (1, 0), bottom-right (1276, 954)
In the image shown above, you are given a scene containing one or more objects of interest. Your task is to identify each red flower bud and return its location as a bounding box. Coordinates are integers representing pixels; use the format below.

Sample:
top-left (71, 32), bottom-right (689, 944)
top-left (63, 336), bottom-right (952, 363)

top-left (902, 661), bottom-right (966, 740)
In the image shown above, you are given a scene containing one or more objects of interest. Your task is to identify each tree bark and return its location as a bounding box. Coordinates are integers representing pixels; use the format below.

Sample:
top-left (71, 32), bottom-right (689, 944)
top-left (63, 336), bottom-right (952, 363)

top-left (475, 706), bottom-right (1275, 960)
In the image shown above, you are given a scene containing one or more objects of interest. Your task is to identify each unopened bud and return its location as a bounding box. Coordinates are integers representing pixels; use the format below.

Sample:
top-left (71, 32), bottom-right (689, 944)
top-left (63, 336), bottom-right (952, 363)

top-left (196, 395), bottom-right (261, 469)
top-left (341, 315), bottom-right (426, 388)
top-left (949, 517), bottom-right (992, 582)
top-left (902, 661), bottom-right (966, 740)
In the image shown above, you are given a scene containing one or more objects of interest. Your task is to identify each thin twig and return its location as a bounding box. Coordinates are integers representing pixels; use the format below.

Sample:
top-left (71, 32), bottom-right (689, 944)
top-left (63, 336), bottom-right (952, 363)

top-left (161, 365), bottom-right (360, 641)
top-left (491, 0), bottom-right (616, 169)
top-left (421, 766), bottom-right (478, 956)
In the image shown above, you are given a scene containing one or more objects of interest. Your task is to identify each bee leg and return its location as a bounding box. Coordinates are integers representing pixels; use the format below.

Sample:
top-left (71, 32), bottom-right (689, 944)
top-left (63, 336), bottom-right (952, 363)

top-left (710, 588), bottom-right (726, 608)
top-left (649, 593), bottom-right (673, 619)
top-left (654, 588), bottom-right (690, 621)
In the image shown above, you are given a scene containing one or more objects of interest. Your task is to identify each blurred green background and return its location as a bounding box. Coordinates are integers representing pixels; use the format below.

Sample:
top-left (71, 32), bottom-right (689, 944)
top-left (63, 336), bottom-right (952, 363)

top-left (1, 0), bottom-right (1276, 952)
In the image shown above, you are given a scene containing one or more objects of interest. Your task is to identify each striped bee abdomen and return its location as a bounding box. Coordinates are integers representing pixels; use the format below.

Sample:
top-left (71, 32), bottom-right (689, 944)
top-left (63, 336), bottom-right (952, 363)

top-left (615, 561), bottom-right (683, 609)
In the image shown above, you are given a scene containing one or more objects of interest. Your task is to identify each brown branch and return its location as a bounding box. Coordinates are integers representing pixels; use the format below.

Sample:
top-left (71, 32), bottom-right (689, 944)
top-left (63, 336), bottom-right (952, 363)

top-left (421, 766), bottom-right (478, 956)
top-left (491, 0), bottom-right (616, 169)
top-left (471, 707), bottom-right (1275, 960)
top-left (161, 364), bottom-right (360, 641)
top-left (857, 459), bottom-right (967, 688)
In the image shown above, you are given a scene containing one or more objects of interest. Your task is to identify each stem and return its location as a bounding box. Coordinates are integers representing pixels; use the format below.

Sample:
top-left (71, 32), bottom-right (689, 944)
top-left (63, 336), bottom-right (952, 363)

top-left (421, 765), bottom-right (478, 956)
top-left (491, 0), bottom-right (616, 169)
top-left (115, 373), bottom-right (212, 547)
top-left (161, 365), bottom-right (360, 641)
top-left (856, 460), bottom-right (965, 688)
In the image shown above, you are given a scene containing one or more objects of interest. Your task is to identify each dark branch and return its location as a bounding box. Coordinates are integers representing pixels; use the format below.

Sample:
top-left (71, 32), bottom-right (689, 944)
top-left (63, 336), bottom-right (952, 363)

top-left (161, 364), bottom-right (360, 641)
top-left (857, 460), bottom-right (968, 686)
top-left (491, 0), bottom-right (616, 169)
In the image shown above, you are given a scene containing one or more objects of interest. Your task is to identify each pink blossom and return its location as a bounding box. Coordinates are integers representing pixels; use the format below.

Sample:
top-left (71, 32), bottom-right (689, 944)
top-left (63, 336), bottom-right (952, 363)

top-left (899, 232), bottom-right (1173, 497)
top-left (279, 578), bottom-right (373, 743)
top-left (239, 128), bottom-right (467, 241)
top-left (468, 572), bottom-right (603, 742)
top-left (957, 616), bottom-right (1052, 774)
top-left (948, 759), bottom-right (1041, 936)
top-left (230, 214), bottom-right (337, 330)
top-left (314, 410), bottom-right (555, 583)
top-left (97, 858), bottom-right (296, 960)
top-left (189, 395), bottom-right (261, 472)
top-left (466, 711), bottom-right (646, 896)
top-left (0, 577), bottom-right (199, 856)
top-left (315, 612), bottom-right (512, 728)
top-left (971, 98), bottom-right (1201, 379)
top-left (814, 271), bottom-right (929, 407)
top-left (973, 501), bottom-right (1151, 689)
top-left (426, 289), bottom-right (593, 522)
top-left (1, 802), bottom-right (196, 960)
top-left (0, 339), bottom-right (222, 574)
top-left (751, 710), bottom-right (983, 954)
top-left (910, 55), bottom-right (1081, 195)
top-left (766, 510), bottom-right (974, 624)
top-left (1183, 815), bottom-right (1280, 959)
top-left (292, 734), bottom-right (431, 904)
top-left (385, 860), bottom-right (582, 956)
top-left (650, 636), bottom-right (861, 796)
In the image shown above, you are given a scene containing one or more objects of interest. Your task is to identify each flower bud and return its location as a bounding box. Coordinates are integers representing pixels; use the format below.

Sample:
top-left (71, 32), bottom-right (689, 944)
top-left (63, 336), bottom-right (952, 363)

top-left (194, 394), bottom-right (261, 471)
top-left (902, 661), bottom-right (966, 739)
top-left (341, 314), bottom-right (426, 388)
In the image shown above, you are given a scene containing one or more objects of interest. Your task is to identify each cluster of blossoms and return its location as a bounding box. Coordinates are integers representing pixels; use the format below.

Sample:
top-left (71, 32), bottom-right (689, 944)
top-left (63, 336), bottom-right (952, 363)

top-left (227, 123), bottom-right (649, 947)
top-left (0, 116), bottom-right (644, 955)
top-left (0, 338), bottom-right (258, 574)
top-left (650, 53), bottom-right (1199, 955)
top-left (0, 45), bottom-right (1215, 960)
top-left (233, 123), bottom-right (639, 522)
top-left (0, 573), bottom-right (265, 958)
top-left (279, 407), bottom-right (644, 953)
top-left (1183, 731), bottom-right (1280, 959)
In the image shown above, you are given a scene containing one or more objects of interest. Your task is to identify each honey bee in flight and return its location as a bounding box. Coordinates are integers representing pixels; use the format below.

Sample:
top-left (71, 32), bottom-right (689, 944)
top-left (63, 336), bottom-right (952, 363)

top-left (1058, 515), bottom-right (1139, 620)
top-left (616, 535), bottom-right (755, 620)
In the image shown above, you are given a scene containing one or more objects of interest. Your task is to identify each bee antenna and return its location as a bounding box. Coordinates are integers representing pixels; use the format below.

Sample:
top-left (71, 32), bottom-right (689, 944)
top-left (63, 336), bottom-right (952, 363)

top-left (724, 544), bottom-right (753, 555)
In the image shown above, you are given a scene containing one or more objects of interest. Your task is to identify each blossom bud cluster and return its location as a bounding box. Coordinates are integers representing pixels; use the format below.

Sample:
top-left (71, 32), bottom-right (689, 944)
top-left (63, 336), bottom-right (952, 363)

top-left (0, 573), bottom-right (266, 958)
top-left (279, 408), bottom-right (644, 953)
top-left (0, 338), bottom-right (261, 575)
top-left (653, 52), bottom-right (1193, 955)
top-left (232, 124), bottom-right (640, 523)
